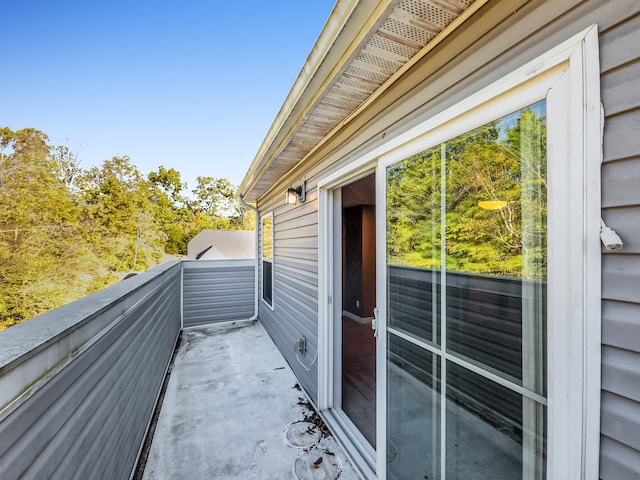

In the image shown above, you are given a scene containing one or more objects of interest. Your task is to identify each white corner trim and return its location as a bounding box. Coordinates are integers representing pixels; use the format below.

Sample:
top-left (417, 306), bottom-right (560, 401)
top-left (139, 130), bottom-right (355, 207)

top-left (579, 25), bottom-right (602, 480)
top-left (317, 187), bottom-right (332, 410)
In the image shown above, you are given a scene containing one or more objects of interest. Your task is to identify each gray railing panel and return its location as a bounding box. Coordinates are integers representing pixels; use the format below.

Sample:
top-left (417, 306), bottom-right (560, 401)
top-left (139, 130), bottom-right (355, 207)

top-left (0, 263), bottom-right (181, 480)
top-left (182, 259), bottom-right (255, 328)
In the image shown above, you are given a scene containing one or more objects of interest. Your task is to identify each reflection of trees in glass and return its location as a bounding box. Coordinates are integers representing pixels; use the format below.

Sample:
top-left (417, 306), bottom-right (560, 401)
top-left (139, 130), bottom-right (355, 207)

top-left (262, 216), bottom-right (273, 259)
top-left (387, 145), bottom-right (442, 269)
top-left (387, 102), bottom-right (546, 278)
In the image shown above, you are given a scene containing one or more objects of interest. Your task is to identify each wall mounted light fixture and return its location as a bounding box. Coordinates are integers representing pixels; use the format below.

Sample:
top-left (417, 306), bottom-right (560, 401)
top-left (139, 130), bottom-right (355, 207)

top-left (285, 181), bottom-right (306, 205)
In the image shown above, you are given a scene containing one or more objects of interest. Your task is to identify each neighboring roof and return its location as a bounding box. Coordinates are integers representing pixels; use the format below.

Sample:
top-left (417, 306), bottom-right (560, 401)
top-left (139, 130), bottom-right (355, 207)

top-left (239, 0), bottom-right (486, 202)
top-left (187, 230), bottom-right (255, 260)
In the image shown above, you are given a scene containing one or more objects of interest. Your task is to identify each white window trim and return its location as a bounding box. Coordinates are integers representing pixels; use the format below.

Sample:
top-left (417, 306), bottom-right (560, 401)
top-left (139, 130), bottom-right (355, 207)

top-left (261, 211), bottom-right (275, 310)
top-left (318, 24), bottom-right (601, 480)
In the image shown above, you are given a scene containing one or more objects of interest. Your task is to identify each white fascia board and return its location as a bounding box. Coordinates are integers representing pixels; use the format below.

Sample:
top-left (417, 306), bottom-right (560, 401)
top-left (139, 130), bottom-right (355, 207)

top-left (239, 0), bottom-right (395, 201)
top-left (239, 0), bottom-right (361, 199)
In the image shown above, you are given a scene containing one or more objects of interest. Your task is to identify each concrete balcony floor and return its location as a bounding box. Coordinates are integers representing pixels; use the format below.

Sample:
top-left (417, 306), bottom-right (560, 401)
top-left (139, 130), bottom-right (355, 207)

top-left (140, 320), bottom-right (361, 480)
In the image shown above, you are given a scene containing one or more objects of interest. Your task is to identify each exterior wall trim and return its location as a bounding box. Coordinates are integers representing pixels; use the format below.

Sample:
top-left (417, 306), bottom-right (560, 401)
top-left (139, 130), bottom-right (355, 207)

top-left (581, 27), bottom-right (604, 478)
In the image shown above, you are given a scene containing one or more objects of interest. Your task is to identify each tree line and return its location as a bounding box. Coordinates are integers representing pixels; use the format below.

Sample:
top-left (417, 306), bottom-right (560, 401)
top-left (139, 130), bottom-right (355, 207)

top-left (0, 127), bottom-right (253, 329)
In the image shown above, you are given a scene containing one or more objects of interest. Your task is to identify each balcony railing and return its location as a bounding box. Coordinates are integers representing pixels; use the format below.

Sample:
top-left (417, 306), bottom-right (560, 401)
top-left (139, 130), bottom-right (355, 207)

top-left (0, 259), bottom-right (255, 480)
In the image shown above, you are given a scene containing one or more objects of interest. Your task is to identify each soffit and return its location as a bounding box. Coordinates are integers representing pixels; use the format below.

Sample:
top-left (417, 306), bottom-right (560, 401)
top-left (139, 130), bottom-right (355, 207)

top-left (240, 0), bottom-right (480, 203)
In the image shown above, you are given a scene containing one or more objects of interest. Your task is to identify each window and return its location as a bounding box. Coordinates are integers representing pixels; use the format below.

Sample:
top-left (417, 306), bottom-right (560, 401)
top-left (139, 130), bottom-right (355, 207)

top-left (386, 101), bottom-right (548, 479)
top-left (261, 212), bottom-right (274, 308)
top-left (376, 26), bottom-right (601, 480)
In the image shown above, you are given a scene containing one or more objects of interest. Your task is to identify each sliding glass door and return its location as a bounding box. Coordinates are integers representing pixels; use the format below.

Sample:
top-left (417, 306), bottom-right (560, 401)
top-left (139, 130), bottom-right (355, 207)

top-left (384, 101), bottom-right (547, 480)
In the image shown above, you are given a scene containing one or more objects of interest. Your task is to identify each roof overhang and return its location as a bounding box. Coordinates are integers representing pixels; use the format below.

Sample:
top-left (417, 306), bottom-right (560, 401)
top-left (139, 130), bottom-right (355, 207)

top-left (239, 0), bottom-right (488, 203)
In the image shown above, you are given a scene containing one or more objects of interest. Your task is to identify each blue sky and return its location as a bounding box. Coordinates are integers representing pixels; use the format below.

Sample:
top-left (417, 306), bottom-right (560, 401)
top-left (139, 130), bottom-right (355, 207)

top-left (0, 1), bottom-right (335, 189)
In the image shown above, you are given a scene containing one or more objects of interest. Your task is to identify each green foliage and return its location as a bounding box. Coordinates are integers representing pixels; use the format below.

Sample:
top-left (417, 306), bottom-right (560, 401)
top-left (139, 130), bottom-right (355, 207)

top-left (192, 176), bottom-right (236, 217)
top-left (0, 127), bottom-right (113, 328)
top-left (0, 127), bottom-right (253, 329)
top-left (79, 156), bottom-right (165, 270)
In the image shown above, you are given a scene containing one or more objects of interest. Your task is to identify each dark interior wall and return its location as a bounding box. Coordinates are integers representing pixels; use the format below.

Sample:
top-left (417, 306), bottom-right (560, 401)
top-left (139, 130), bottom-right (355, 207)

top-left (342, 205), bottom-right (376, 318)
top-left (361, 206), bottom-right (376, 317)
top-left (343, 206), bottom-right (363, 317)
top-left (341, 174), bottom-right (376, 319)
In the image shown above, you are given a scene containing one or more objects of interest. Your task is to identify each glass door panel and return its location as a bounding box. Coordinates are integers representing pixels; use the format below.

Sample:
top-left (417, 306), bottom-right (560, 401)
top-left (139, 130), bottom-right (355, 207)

top-left (387, 144), bottom-right (442, 348)
top-left (446, 360), bottom-right (546, 479)
top-left (386, 100), bottom-right (547, 479)
top-left (387, 334), bottom-right (441, 480)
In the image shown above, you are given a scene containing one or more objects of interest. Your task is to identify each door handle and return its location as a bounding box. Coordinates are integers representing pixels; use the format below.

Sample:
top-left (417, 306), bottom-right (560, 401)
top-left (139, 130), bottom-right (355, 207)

top-left (372, 307), bottom-right (379, 338)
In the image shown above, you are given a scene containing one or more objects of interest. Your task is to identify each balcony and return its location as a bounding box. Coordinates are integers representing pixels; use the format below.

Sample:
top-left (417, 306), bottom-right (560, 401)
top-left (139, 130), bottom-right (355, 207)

top-left (0, 260), bottom-right (360, 480)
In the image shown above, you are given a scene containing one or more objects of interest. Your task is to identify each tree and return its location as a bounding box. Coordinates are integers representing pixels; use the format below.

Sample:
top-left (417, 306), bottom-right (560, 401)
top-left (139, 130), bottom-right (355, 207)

top-left (79, 156), bottom-right (164, 271)
top-left (50, 144), bottom-right (82, 191)
top-left (148, 166), bottom-right (187, 207)
top-left (0, 126), bottom-right (255, 328)
top-left (192, 176), bottom-right (235, 216)
top-left (148, 166), bottom-right (190, 254)
top-left (188, 175), bottom-right (254, 237)
top-left (0, 127), bottom-right (112, 329)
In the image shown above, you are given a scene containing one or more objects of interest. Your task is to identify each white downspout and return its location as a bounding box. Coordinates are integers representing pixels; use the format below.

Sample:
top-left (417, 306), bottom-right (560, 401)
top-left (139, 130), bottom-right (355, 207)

top-left (239, 195), bottom-right (259, 321)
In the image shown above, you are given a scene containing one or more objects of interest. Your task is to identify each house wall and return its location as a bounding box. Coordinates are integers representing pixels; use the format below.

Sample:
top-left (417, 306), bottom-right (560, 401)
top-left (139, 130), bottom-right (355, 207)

top-left (258, 191), bottom-right (320, 399)
top-left (599, 10), bottom-right (640, 478)
top-left (255, 1), bottom-right (640, 476)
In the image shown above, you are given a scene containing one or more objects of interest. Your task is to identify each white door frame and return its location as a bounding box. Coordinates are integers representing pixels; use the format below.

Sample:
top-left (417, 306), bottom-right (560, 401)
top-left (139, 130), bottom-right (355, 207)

top-left (318, 162), bottom-right (378, 477)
